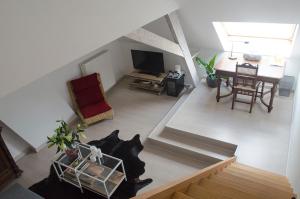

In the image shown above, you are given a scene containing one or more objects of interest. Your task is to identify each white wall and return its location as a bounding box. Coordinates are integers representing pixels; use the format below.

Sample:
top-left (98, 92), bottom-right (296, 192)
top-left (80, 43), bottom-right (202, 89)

top-left (0, 0), bottom-right (178, 99)
top-left (0, 121), bottom-right (30, 160)
top-left (119, 39), bottom-right (193, 85)
top-left (128, 16), bottom-right (193, 85)
top-left (0, 13), bottom-right (190, 158)
top-left (0, 40), bottom-right (129, 157)
top-left (175, 0), bottom-right (300, 79)
top-left (81, 44), bottom-right (130, 92)
top-left (287, 75), bottom-right (300, 195)
top-left (143, 15), bottom-right (175, 41)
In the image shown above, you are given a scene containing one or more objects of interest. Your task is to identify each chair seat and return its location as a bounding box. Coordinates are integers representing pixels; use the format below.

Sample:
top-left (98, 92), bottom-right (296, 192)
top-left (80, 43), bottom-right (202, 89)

top-left (80, 101), bottom-right (112, 118)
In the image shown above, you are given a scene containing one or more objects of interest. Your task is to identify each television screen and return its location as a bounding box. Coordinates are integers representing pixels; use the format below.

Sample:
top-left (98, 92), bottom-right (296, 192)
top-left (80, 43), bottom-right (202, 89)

top-left (131, 50), bottom-right (164, 75)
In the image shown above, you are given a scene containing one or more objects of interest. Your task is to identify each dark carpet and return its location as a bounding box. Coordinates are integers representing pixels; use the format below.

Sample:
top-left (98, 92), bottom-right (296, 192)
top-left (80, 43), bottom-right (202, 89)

top-left (29, 130), bottom-right (153, 199)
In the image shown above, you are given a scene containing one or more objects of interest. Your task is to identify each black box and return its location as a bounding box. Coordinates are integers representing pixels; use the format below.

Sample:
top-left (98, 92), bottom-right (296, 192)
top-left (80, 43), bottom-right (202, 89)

top-left (279, 75), bottom-right (295, 97)
top-left (166, 73), bottom-right (185, 97)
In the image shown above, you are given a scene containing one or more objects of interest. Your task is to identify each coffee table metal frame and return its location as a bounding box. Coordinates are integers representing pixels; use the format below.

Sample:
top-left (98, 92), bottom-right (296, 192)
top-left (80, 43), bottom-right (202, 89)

top-left (52, 143), bottom-right (127, 199)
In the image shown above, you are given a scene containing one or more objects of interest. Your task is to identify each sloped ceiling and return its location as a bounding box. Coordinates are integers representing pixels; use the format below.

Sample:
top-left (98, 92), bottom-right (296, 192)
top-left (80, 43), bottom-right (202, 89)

top-left (0, 0), bottom-right (178, 98)
top-left (175, 0), bottom-right (300, 58)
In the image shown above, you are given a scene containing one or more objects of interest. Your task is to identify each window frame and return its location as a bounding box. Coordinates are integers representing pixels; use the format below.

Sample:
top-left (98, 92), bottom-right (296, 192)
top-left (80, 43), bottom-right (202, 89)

top-left (213, 22), bottom-right (299, 57)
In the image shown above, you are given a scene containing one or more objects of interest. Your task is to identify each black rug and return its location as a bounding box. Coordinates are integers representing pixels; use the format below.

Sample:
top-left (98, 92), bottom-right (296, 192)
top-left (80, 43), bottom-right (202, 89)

top-left (29, 130), bottom-right (153, 199)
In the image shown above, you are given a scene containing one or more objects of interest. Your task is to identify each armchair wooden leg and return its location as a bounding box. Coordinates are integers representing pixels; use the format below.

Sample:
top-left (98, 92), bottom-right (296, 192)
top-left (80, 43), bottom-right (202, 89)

top-left (226, 78), bottom-right (230, 87)
top-left (255, 89), bottom-right (258, 102)
top-left (249, 92), bottom-right (255, 113)
top-left (261, 82), bottom-right (265, 94)
top-left (216, 75), bottom-right (222, 102)
top-left (232, 90), bottom-right (236, 110)
top-left (255, 84), bottom-right (260, 102)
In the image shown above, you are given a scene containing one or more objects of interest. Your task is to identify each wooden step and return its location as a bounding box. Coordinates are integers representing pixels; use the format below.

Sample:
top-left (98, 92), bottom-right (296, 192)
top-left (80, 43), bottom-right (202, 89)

top-left (186, 183), bottom-right (231, 199)
top-left (172, 192), bottom-right (195, 199)
top-left (231, 163), bottom-right (289, 182)
top-left (218, 171), bottom-right (292, 197)
top-left (225, 166), bottom-right (292, 191)
top-left (210, 172), bottom-right (293, 199)
top-left (199, 179), bottom-right (265, 199)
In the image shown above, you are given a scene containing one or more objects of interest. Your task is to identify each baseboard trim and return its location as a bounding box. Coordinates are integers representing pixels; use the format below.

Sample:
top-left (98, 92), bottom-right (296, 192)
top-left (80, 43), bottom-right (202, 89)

top-left (14, 147), bottom-right (32, 162)
top-left (148, 87), bottom-right (193, 139)
top-left (34, 141), bottom-right (47, 153)
top-left (67, 113), bottom-right (80, 127)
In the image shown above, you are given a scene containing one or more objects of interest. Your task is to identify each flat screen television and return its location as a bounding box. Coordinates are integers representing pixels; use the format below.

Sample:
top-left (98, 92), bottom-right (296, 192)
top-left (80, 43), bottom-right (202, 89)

top-left (131, 50), bottom-right (164, 76)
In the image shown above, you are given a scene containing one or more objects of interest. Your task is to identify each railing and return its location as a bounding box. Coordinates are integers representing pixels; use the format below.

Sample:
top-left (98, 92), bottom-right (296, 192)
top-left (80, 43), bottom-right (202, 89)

top-left (131, 156), bottom-right (237, 199)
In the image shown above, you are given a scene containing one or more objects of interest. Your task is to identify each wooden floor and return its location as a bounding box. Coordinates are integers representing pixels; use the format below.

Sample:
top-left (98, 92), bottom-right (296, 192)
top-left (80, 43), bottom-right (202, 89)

top-left (14, 78), bottom-right (209, 192)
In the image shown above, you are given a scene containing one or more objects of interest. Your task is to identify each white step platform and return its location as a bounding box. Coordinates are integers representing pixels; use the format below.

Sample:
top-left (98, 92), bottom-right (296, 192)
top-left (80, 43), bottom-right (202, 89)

top-left (148, 86), bottom-right (237, 165)
top-left (151, 82), bottom-right (293, 175)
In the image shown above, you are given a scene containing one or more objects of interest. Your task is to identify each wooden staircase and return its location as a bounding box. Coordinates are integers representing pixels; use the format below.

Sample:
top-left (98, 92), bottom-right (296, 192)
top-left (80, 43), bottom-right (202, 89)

top-left (132, 157), bottom-right (295, 199)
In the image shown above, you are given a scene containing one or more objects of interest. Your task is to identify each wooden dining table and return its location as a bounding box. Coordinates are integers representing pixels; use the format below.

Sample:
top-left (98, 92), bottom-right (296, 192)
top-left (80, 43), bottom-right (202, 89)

top-left (215, 52), bottom-right (285, 113)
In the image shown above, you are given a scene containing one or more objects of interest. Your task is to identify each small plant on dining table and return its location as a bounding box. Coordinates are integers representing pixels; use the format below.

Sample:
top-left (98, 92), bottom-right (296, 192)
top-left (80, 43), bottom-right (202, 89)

top-left (47, 120), bottom-right (86, 155)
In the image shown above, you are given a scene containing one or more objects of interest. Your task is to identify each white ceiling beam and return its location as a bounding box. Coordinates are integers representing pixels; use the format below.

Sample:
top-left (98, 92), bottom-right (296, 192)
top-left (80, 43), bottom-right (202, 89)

top-left (125, 28), bottom-right (184, 57)
top-left (166, 11), bottom-right (200, 87)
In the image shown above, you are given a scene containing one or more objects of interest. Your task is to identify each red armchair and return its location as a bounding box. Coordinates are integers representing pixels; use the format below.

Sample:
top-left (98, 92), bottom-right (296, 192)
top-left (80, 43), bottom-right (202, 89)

top-left (67, 73), bottom-right (113, 125)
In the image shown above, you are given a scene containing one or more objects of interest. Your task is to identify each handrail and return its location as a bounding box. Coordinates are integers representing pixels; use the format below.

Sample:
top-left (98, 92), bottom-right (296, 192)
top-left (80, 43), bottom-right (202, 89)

top-left (131, 156), bottom-right (236, 199)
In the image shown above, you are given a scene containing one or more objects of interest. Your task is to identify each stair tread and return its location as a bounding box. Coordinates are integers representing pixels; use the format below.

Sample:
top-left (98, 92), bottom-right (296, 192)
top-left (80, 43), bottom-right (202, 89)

top-left (218, 171), bottom-right (291, 193)
top-left (187, 183), bottom-right (231, 199)
top-left (173, 192), bottom-right (195, 199)
top-left (209, 177), bottom-right (292, 199)
top-left (153, 133), bottom-right (231, 161)
top-left (232, 163), bottom-right (289, 181)
top-left (199, 179), bottom-right (265, 199)
top-left (225, 166), bottom-right (292, 189)
top-left (222, 169), bottom-right (292, 193)
top-left (211, 172), bottom-right (293, 199)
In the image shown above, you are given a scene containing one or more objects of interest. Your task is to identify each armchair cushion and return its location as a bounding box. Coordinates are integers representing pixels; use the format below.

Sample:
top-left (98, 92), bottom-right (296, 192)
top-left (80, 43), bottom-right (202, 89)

top-left (68, 73), bottom-right (113, 125)
top-left (71, 73), bottom-right (99, 92)
top-left (80, 101), bottom-right (112, 118)
top-left (70, 73), bottom-right (105, 108)
top-left (75, 86), bottom-right (103, 108)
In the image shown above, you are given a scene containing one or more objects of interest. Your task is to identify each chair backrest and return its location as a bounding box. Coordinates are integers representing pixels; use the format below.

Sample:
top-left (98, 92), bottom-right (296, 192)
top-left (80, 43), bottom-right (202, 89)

top-left (67, 73), bottom-right (107, 109)
top-left (235, 62), bottom-right (259, 89)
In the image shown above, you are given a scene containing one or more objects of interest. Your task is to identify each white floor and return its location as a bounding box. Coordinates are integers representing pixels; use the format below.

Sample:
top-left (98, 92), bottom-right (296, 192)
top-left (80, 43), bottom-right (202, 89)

top-left (167, 81), bottom-right (294, 175)
top-left (13, 78), bottom-right (294, 194)
top-left (15, 78), bottom-right (207, 192)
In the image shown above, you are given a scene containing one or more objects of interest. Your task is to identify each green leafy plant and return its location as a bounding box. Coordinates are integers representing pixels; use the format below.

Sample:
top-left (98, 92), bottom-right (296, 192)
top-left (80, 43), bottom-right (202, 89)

top-left (47, 120), bottom-right (86, 153)
top-left (195, 54), bottom-right (217, 80)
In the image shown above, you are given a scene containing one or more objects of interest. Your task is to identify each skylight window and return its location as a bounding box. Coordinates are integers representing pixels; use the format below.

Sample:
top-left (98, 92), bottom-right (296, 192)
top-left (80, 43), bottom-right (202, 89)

top-left (213, 22), bottom-right (298, 57)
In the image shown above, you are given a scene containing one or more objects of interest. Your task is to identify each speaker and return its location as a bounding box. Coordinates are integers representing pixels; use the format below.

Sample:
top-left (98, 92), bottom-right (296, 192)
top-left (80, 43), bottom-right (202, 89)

top-left (166, 72), bottom-right (184, 97)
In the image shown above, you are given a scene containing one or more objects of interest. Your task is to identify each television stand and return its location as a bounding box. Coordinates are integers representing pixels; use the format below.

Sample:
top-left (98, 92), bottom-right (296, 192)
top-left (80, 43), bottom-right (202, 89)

top-left (127, 71), bottom-right (167, 95)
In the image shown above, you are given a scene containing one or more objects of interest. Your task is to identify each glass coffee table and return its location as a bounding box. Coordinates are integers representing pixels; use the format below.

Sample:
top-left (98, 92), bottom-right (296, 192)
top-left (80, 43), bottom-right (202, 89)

top-left (52, 143), bottom-right (126, 199)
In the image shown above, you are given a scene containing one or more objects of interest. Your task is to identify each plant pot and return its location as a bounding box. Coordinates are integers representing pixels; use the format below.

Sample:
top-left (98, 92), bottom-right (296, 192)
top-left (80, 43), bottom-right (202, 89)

top-left (206, 76), bottom-right (217, 88)
top-left (65, 148), bottom-right (78, 160)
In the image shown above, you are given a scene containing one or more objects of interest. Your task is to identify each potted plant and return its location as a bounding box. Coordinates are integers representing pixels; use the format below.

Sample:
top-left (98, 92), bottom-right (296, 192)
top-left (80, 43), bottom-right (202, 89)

top-left (47, 120), bottom-right (86, 158)
top-left (195, 54), bottom-right (218, 88)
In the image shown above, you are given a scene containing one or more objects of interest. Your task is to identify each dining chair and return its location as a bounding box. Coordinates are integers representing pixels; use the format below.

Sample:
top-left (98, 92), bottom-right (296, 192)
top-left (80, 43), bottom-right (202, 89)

top-left (231, 62), bottom-right (260, 113)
